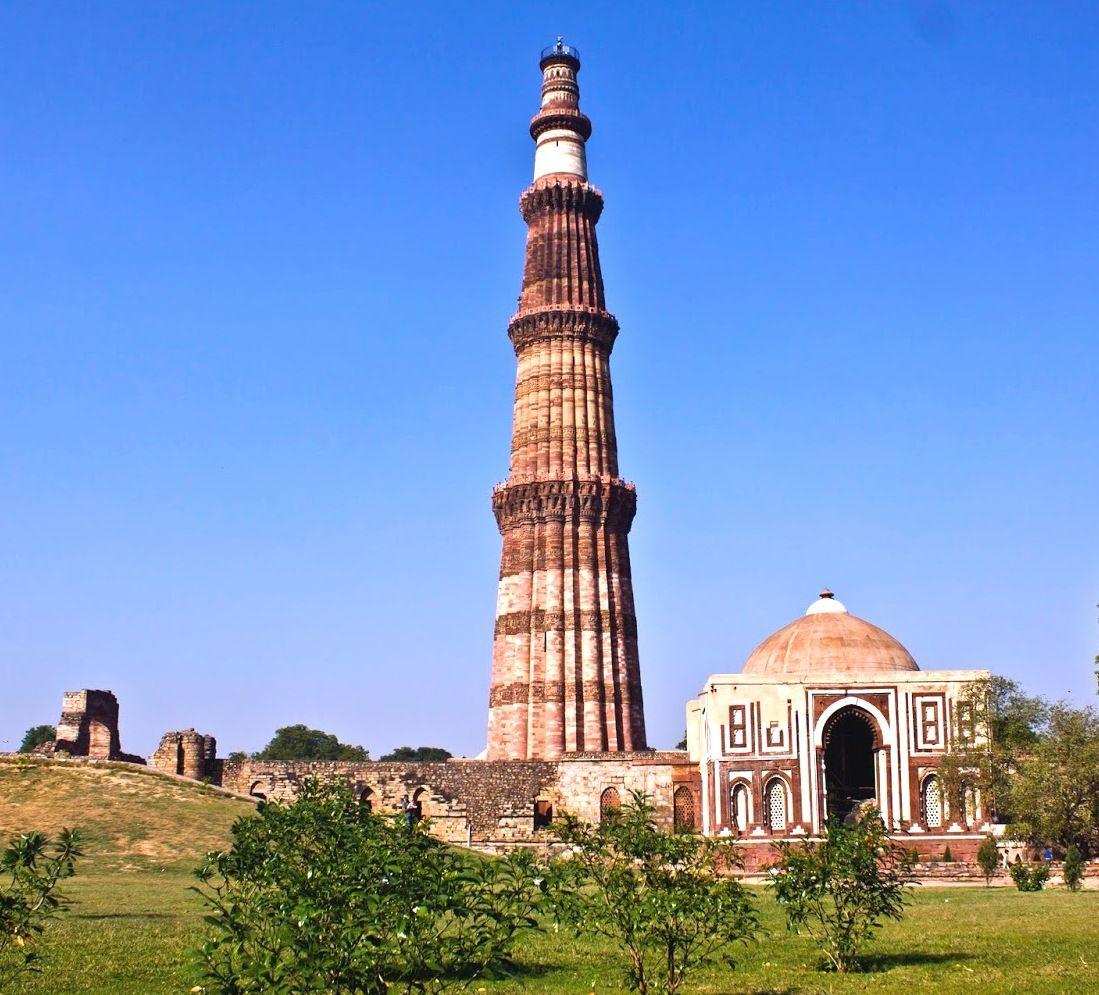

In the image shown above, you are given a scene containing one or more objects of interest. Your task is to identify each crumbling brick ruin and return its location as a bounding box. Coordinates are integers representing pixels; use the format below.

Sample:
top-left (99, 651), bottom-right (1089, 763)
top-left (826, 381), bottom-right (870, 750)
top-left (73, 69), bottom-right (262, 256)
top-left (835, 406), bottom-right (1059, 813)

top-left (149, 729), bottom-right (217, 780)
top-left (39, 689), bottom-right (144, 763)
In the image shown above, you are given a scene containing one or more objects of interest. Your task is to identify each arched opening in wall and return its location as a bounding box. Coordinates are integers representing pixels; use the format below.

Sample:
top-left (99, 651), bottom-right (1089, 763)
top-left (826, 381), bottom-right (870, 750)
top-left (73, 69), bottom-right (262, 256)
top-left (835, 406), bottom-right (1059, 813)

top-left (87, 719), bottom-right (112, 758)
top-left (249, 781), bottom-right (270, 802)
top-left (922, 774), bottom-right (943, 829)
top-left (600, 787), bottom-right (621, 824)
top-left (673, 786), bottom-right (695, 833)
top-left (823, 707), bottom-right (878, 823)
top-left (730, 782), bottom-right (750, 833)
top-left (534, 799), bottom-right (554, 831)
top-left (359, 787), bottom-right (374, 811)
top-left (964, 783), bottom-right (978, 826)
top-left (766, 778), bottom-right (787, 833)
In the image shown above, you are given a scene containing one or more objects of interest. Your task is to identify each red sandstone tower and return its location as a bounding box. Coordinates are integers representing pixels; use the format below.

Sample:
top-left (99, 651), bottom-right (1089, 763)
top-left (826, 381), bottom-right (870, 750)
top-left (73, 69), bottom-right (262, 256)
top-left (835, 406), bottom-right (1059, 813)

top-left (487, 41), bottom-right (647, 760)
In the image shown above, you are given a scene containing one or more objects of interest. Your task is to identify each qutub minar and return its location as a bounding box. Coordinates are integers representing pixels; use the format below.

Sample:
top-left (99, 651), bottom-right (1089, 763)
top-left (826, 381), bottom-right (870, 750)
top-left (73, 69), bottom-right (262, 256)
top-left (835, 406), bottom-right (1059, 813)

top-left (42, 41), bottom-right (998, 871)
top-left (488, 39), bottom-right (646, 760)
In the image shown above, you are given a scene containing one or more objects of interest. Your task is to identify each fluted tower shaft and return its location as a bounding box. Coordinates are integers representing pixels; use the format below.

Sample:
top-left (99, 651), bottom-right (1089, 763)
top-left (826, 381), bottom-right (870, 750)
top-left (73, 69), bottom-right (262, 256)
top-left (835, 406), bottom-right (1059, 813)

top-left (487, 42), bottom-right (647, 760)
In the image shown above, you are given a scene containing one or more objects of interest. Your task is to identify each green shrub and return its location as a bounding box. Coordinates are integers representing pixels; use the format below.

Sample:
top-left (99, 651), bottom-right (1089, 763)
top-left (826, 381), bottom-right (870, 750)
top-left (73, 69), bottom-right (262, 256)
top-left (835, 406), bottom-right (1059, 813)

top-left (551, 790), bottom-right (758, 995)
top-left (1009, 862), bottom-right (1050, 891)
top-left (194, 778), bottom-right (546, 994)
top-left (769, 809), bottom-right (915, 973)
top-left (1062, 844), bottom-right (1084, 892)
top-left (0, 828), bottom-right (83, 986)
top-left (977, 836), bottom-right (999, 886)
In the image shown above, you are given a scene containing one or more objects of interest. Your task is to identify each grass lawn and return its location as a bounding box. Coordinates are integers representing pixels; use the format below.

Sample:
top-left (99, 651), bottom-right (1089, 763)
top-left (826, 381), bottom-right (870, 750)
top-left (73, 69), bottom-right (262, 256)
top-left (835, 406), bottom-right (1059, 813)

top-left (8, 873), bottom-right (1099, 994)
top-left (3, 759), bottom-right (1098, 993)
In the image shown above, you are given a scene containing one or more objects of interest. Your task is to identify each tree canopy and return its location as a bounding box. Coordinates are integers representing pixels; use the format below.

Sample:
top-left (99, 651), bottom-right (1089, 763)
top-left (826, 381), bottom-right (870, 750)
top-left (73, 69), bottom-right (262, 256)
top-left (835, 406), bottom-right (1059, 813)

top-left (1007, 702), bottom-right (1099, 856)
top-left (18, 725), bottom-right (56, 754)
top-left (253, 725), bottom-right (368, 762)
top-left (378, 745), bottom-right (452, 763)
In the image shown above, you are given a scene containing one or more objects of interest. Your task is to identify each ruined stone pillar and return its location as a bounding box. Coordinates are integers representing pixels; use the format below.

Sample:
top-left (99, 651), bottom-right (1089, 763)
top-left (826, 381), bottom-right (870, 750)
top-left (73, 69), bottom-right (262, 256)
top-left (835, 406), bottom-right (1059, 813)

top-left (487, 41), bottom-right (647, 759)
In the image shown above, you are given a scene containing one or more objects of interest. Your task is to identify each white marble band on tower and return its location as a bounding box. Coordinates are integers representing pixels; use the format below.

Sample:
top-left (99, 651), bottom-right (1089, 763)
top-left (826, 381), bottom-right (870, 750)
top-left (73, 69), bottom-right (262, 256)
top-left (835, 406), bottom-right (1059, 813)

top-left (534, 129), bottom-right (587, 180)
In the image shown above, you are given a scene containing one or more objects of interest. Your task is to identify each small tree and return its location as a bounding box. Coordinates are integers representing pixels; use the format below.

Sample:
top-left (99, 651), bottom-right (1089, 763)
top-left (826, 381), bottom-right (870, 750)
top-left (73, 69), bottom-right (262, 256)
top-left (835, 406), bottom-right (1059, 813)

top-left (0, 829), bottom-right (83, 986)
top-left (194, 779), bottom-right (545, 994)
top-left (550, 790), bottom-right (758, 995)
top-left (769, 809), bottom-right (915, 973)
top-left (1062, 844), bottom-right (1084, 892)
top-left (17, 726), bottom-right (55, 753)
top-left (253, 724), bottom-right (369, 761)
top-left (977, 836), bottom-right (999, 886)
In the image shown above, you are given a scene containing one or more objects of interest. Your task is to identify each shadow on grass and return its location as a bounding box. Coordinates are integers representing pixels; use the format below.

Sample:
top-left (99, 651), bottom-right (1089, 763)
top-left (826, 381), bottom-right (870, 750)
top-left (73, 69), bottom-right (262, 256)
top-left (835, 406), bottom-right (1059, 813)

top-left (861, 950), bottom-right (974, 971)
top-left (73, 912), bottom-right (177, 921)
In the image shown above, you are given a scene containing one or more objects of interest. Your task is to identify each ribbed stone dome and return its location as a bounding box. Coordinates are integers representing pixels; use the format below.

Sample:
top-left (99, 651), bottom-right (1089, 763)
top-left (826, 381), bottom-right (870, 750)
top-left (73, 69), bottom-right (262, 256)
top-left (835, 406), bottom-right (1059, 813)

top-left (741, 591), bottom-right (919, 677)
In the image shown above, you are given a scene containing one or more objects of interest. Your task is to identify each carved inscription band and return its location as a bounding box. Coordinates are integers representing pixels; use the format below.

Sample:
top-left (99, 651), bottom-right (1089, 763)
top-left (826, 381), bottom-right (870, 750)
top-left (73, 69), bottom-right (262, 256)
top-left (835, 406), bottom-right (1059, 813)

top-left (489, 679), bottom-right (609, 707)
top-left (494, 608), bottom-right (638, 637)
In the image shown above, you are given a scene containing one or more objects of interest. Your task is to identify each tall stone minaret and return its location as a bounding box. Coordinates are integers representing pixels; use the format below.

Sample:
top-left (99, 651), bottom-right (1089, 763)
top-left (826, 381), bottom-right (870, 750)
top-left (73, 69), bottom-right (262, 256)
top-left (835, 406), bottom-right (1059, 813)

top-left (487, 40), bottom-right (647, 760)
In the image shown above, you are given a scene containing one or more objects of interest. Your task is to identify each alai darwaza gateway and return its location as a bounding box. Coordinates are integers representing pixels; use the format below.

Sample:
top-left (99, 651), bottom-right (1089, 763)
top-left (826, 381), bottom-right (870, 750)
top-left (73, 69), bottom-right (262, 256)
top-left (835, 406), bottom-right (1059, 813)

top-left (686, 591), bottom-right (991, 866)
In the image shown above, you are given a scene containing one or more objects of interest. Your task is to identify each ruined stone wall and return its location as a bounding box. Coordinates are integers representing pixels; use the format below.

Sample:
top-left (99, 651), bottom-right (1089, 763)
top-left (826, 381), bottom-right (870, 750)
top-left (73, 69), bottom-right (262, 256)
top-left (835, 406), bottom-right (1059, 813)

top-left (149, 729), bottom-right (217, 780)
top-left (216, 754), bottom-right (697, 849)
top-left (219, 758), bottom-right (560, 846)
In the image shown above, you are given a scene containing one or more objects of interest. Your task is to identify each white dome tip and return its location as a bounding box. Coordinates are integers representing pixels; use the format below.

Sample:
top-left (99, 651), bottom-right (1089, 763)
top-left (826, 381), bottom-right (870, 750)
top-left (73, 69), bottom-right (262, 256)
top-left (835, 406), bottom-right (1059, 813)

top-left (805, 588), bottom-right (848, 615)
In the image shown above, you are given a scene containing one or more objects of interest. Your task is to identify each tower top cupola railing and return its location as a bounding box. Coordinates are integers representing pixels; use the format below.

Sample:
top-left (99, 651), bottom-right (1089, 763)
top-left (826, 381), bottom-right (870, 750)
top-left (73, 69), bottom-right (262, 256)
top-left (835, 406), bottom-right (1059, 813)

top-left (540, 37), bottom-right (580, 67)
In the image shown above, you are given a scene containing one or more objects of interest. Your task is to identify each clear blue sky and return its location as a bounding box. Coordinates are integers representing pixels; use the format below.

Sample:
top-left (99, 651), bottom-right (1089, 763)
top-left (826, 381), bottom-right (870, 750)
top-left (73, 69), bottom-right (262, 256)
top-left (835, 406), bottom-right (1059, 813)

top-left (2, 2), bottom-right (1096, 757)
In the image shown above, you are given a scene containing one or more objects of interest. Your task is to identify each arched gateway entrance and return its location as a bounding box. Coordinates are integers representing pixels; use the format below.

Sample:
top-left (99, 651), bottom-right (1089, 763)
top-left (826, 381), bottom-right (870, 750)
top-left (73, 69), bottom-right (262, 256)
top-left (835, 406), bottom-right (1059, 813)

top-left (822, 706), bottom-right (879, 823)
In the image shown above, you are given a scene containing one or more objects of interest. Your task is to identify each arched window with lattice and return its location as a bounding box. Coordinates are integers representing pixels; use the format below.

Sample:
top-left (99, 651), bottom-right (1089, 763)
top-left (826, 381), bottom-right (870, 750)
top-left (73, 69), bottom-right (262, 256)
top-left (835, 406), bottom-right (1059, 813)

top-left (922, 774), bottom-right (943, 828)
top-left (600, 786), bottom-right (621, 823)
top-left (673, 786), bottom-right (695, 832)
top-left (766, 778), bottom-right (787, 833)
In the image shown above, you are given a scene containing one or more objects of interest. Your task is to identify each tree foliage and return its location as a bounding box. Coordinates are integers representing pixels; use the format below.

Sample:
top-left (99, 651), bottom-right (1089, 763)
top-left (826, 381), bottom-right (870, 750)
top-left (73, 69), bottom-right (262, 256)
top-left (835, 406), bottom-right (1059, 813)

top-left (0, 828), bottom-right (83, 985)
top-left (379, 746), bottom-right (453, 763)
top-left (193, 779), bottom-right (545, 994)
top-left (939, 676), bottom-right (1048, 825)
top-left (253, 724), bottom-right (369, 762)
top-left (1007, 703), bottom-right (1099, 856)
top-left (550, 790), bottom-right (758, 995)
top-left (768, 810), bottom-right (915, 973)
top-left (17, 726), bottom-right (56, 754)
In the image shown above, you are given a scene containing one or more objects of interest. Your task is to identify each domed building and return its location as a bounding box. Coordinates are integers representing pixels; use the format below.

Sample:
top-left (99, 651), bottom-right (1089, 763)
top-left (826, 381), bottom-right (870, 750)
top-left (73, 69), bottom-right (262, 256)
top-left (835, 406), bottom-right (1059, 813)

top-left (686, 591), bottom-right (990, 866)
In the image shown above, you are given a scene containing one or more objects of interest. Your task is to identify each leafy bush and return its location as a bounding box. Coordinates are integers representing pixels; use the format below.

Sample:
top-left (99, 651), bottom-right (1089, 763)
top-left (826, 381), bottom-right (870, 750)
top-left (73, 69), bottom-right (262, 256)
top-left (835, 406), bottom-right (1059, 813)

top-left (17, 725), bottom-right (56, 753)
top-left (1009, 862), bottom-right (1050, 891)
top-left (1062, 844), bottom-right (1084, 892)
top-left (194, 779), bottom-right (545, 994)
top-left (769, 809), bottom-right (915, 973)
top-left (551, 790), bottom-right (758, 995)
top-left (0, 828), bottom-right (83, 985)
top-left (977, 836), bottom-right (999, 886)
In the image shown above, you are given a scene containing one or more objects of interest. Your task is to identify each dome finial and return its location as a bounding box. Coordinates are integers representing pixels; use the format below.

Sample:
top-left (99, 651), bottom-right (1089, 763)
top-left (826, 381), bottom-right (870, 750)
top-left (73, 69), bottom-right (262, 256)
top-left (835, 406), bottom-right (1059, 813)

top-left (806, 589), bottom-right (847, 616)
